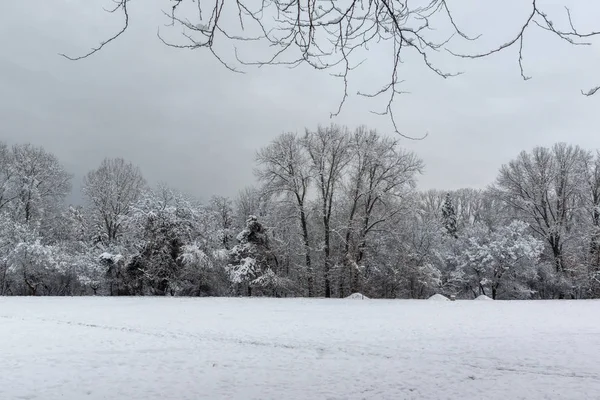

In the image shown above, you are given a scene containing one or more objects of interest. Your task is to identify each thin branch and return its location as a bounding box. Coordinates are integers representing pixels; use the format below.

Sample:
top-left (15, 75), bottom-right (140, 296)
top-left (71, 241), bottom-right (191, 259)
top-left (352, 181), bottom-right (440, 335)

top-left (62, 0), bottom-right (600, 127)
top-left (60, 0), bottom-right (130, 60)
top-left (583, 86), bottom-right (600, 97)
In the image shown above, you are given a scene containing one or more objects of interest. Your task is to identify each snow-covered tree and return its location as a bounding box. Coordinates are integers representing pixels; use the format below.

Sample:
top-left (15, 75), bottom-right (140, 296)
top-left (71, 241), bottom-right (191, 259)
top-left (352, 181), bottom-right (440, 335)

top-left (228, 215), bottom-right (281, 296)
top-left (1, 214), bottom-right (67, 295)
top-left (0, 211), bottom-right (16, 295)
top-left (98, 251), bottom-right (130, 296)
top-left (3, 136), bottom-right (600, 299)
top-left (456, 221), bottom-right (544, 299)
top-left (176, 243), bottom-right (224, 295)
top-left (338, 127), bottom-right (422, 296)
top-left (2, 143), bottom-right (72, 225)
top-left (3, 220), bottom-right (68, 296)
top-left (72, 249), bottom-right (106, 295)
top-left (207, 195), bottom-right (235, 250)
top-left (493, 144), bottom-right (587, 274)
top-left (234, 186), bottom-right (270, 226)
top-left (255, 132), bottom-right (315, 296)
top-left (303, 124), bottom-right (352, 297)
top-left (581, 151), bottom-right (600, 277)
top-left (125, 186), bottom-right (200, 295)
top-left (441, 193), bottom-right (458, 239)
top-left (0, 142), bottom-right (17, 213)
top-left (83, 157), bottom-right (146, 243)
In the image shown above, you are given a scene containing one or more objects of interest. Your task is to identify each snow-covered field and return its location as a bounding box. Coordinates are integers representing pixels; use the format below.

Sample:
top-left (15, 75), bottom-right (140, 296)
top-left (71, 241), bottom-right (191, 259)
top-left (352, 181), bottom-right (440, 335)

top-left (1, 298), bottom-right (599, 400)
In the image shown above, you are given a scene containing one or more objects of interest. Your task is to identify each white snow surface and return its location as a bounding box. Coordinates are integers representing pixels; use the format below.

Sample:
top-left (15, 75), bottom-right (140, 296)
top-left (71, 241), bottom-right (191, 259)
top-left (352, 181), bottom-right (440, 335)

top-left (428, 293), bottom-right (450, 301)
top-left (476, 294), bottom-right (494, 301)
top-left (1, 298), bottom-right (600, 400)
top-left (345, 292), bottom-right (369, 299)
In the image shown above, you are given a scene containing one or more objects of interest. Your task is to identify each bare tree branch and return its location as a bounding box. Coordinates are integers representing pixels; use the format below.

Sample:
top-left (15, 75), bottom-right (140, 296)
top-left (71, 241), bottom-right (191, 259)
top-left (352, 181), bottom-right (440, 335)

top-left (447, 0), bottom-right (598, 91)
top-left (60, 0), bottom-right (130, 60)
top-left (62, 0), bottom-right (600, 135)
top-left (583, 86), bottom-right (600, 97)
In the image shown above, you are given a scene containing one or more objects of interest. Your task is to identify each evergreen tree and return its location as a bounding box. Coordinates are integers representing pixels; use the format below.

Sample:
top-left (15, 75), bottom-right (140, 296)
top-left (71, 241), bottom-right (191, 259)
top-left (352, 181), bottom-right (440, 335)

top-left (228, 215), bottom-right (280, 296)
top-left (442, 193), bottom-right (458, 239)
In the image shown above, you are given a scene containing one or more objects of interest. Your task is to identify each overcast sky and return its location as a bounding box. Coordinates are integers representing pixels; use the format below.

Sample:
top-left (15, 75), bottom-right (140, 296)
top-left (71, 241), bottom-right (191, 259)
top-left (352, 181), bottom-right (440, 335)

top-left (1, 0), bottom-right (600, 203)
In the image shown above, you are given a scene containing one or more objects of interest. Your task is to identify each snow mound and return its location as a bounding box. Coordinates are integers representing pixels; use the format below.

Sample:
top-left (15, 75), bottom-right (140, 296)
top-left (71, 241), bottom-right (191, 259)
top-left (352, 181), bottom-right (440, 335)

top-left (476, 295), bottom-right (493, 301)
top-left (346, 293), bottom-right (369, 300)
top-left (428, 294), bottom-right (450, 301)
top-left (98, 252), bottom-right (123, 263)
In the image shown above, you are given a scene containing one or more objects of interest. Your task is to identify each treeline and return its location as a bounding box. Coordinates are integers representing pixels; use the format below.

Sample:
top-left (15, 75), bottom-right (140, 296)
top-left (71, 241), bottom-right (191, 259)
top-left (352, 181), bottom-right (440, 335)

top-left (1, 126), bottom-right (599, 299)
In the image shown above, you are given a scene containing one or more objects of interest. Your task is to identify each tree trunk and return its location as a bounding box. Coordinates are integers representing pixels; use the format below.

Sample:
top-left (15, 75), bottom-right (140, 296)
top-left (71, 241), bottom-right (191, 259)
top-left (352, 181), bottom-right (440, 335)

top-left (24, 190), bottom-right (33, 222)
top-left (24, 277), bottom-right (37, 296)
top-left (350, 264), bottom-right (360, 294)
top-left (550, 235), bottom-right (563, 272)
top-left (0, 263), bottom-right (7, 296)
top-left (590, 208), bottom-right (600, 272)
top-left (299, 207), bottom-right (314, 297)
top-left (323, 209), bottom-right (331, 298)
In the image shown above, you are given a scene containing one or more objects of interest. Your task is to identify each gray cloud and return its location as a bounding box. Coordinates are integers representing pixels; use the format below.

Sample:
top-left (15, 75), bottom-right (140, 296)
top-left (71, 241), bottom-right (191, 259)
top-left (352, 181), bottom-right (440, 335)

top-left (1, 0), bottom-right (600, 203)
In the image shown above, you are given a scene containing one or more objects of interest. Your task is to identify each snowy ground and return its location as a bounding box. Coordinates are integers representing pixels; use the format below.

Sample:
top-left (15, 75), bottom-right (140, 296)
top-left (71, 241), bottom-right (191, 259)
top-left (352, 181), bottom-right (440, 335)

top-left (1, 298), bottom-right (599, 400)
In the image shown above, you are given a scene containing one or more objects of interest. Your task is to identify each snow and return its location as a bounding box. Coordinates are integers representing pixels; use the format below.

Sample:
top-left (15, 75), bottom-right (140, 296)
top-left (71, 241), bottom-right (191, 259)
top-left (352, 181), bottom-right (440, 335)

top-left (428, 293), bottom-right (450, 301)
top-left (98, 252), bottom-right (123, 263)
top-left (1, 298), bottom-right (600, 400)
top-left (345, 292), bottom-right (369, 299)
top-left (476, 294), bottom-right (494, 301)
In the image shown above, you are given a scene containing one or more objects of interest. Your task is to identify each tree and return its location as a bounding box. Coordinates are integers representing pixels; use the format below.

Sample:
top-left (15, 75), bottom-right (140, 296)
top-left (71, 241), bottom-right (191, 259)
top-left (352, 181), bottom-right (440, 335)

top-left (228, 215), bottom-right (280, 296)
top-left (452, 188), bottom-right (486, 229)
top-left (4, 223), bottom-right (69, 296)
top-left (125, 185), bottom-right (211, 295)
top-left (73, 247), bottom-right (107, 295)
top-left (83, 158), bottom-right (146, 243)
top-left (7, 144), bottom-right (72, 224)
top-left (441, 193), bottom-right (458, 239)
top-left (493, 143), bottom-right (587, 275)
top-left (208, 195), bottom-right (235, 250)
top-left (0, 211), bottom-right (18, 295)
top-left (0, 141), bottom-right (17, 212)
top-left (234, 186), bottom-right (268, 227)
top-left (366, 208), bottom-right (443, 299)
top-left (457, 221), bottom-right (544, 299)
top-left (339, 127), bottom-right (422, 295)
top-left (6, 137), bottom-right (600, 299)
top-left (581, 152), bottom-right (600, 273)
top-left (177, 243), bottom-right (227, 296)
top-left (255, 132), bottom-right (315, 296)
top-left (304, 124), bottom-right (352, 297)
top-left (0, 143), bottom-right (72, 295)
top-left (64, 2), bottom-right (600, 135)
top-left (415, 189), bottom-right (487, 230)
top-left (98, 251), bottom-right (129, 296)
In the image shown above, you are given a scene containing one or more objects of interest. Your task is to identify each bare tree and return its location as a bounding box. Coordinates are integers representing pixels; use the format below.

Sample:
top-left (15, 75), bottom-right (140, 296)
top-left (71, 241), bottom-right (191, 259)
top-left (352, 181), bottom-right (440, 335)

top-left (581, 151), bottom-right (600, 273)
top-left (493, 143), bottom-right (587, 273)
top-left (9, 144), bottom-right (72, 224)
top-left (234, 186), bottom-right (267, 227)
top-left (416, 189), bottom-right (446, 219)
top-left (208, 195), bottom-right (235, 249)
top-left (63, 1), bottom-right (599, 136)
top-left (340, 127), bottom-right (422, 294)
top-left (255, 132), bottom-right (315, 296)
top-left (304, 124), bottom-right (352, 297)
top-left (83, 157), bottom-right (146, 243)
top-left (452, 189), bottom-right (485, 228)
top-left (0, 141), bottom-right (17, 212)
